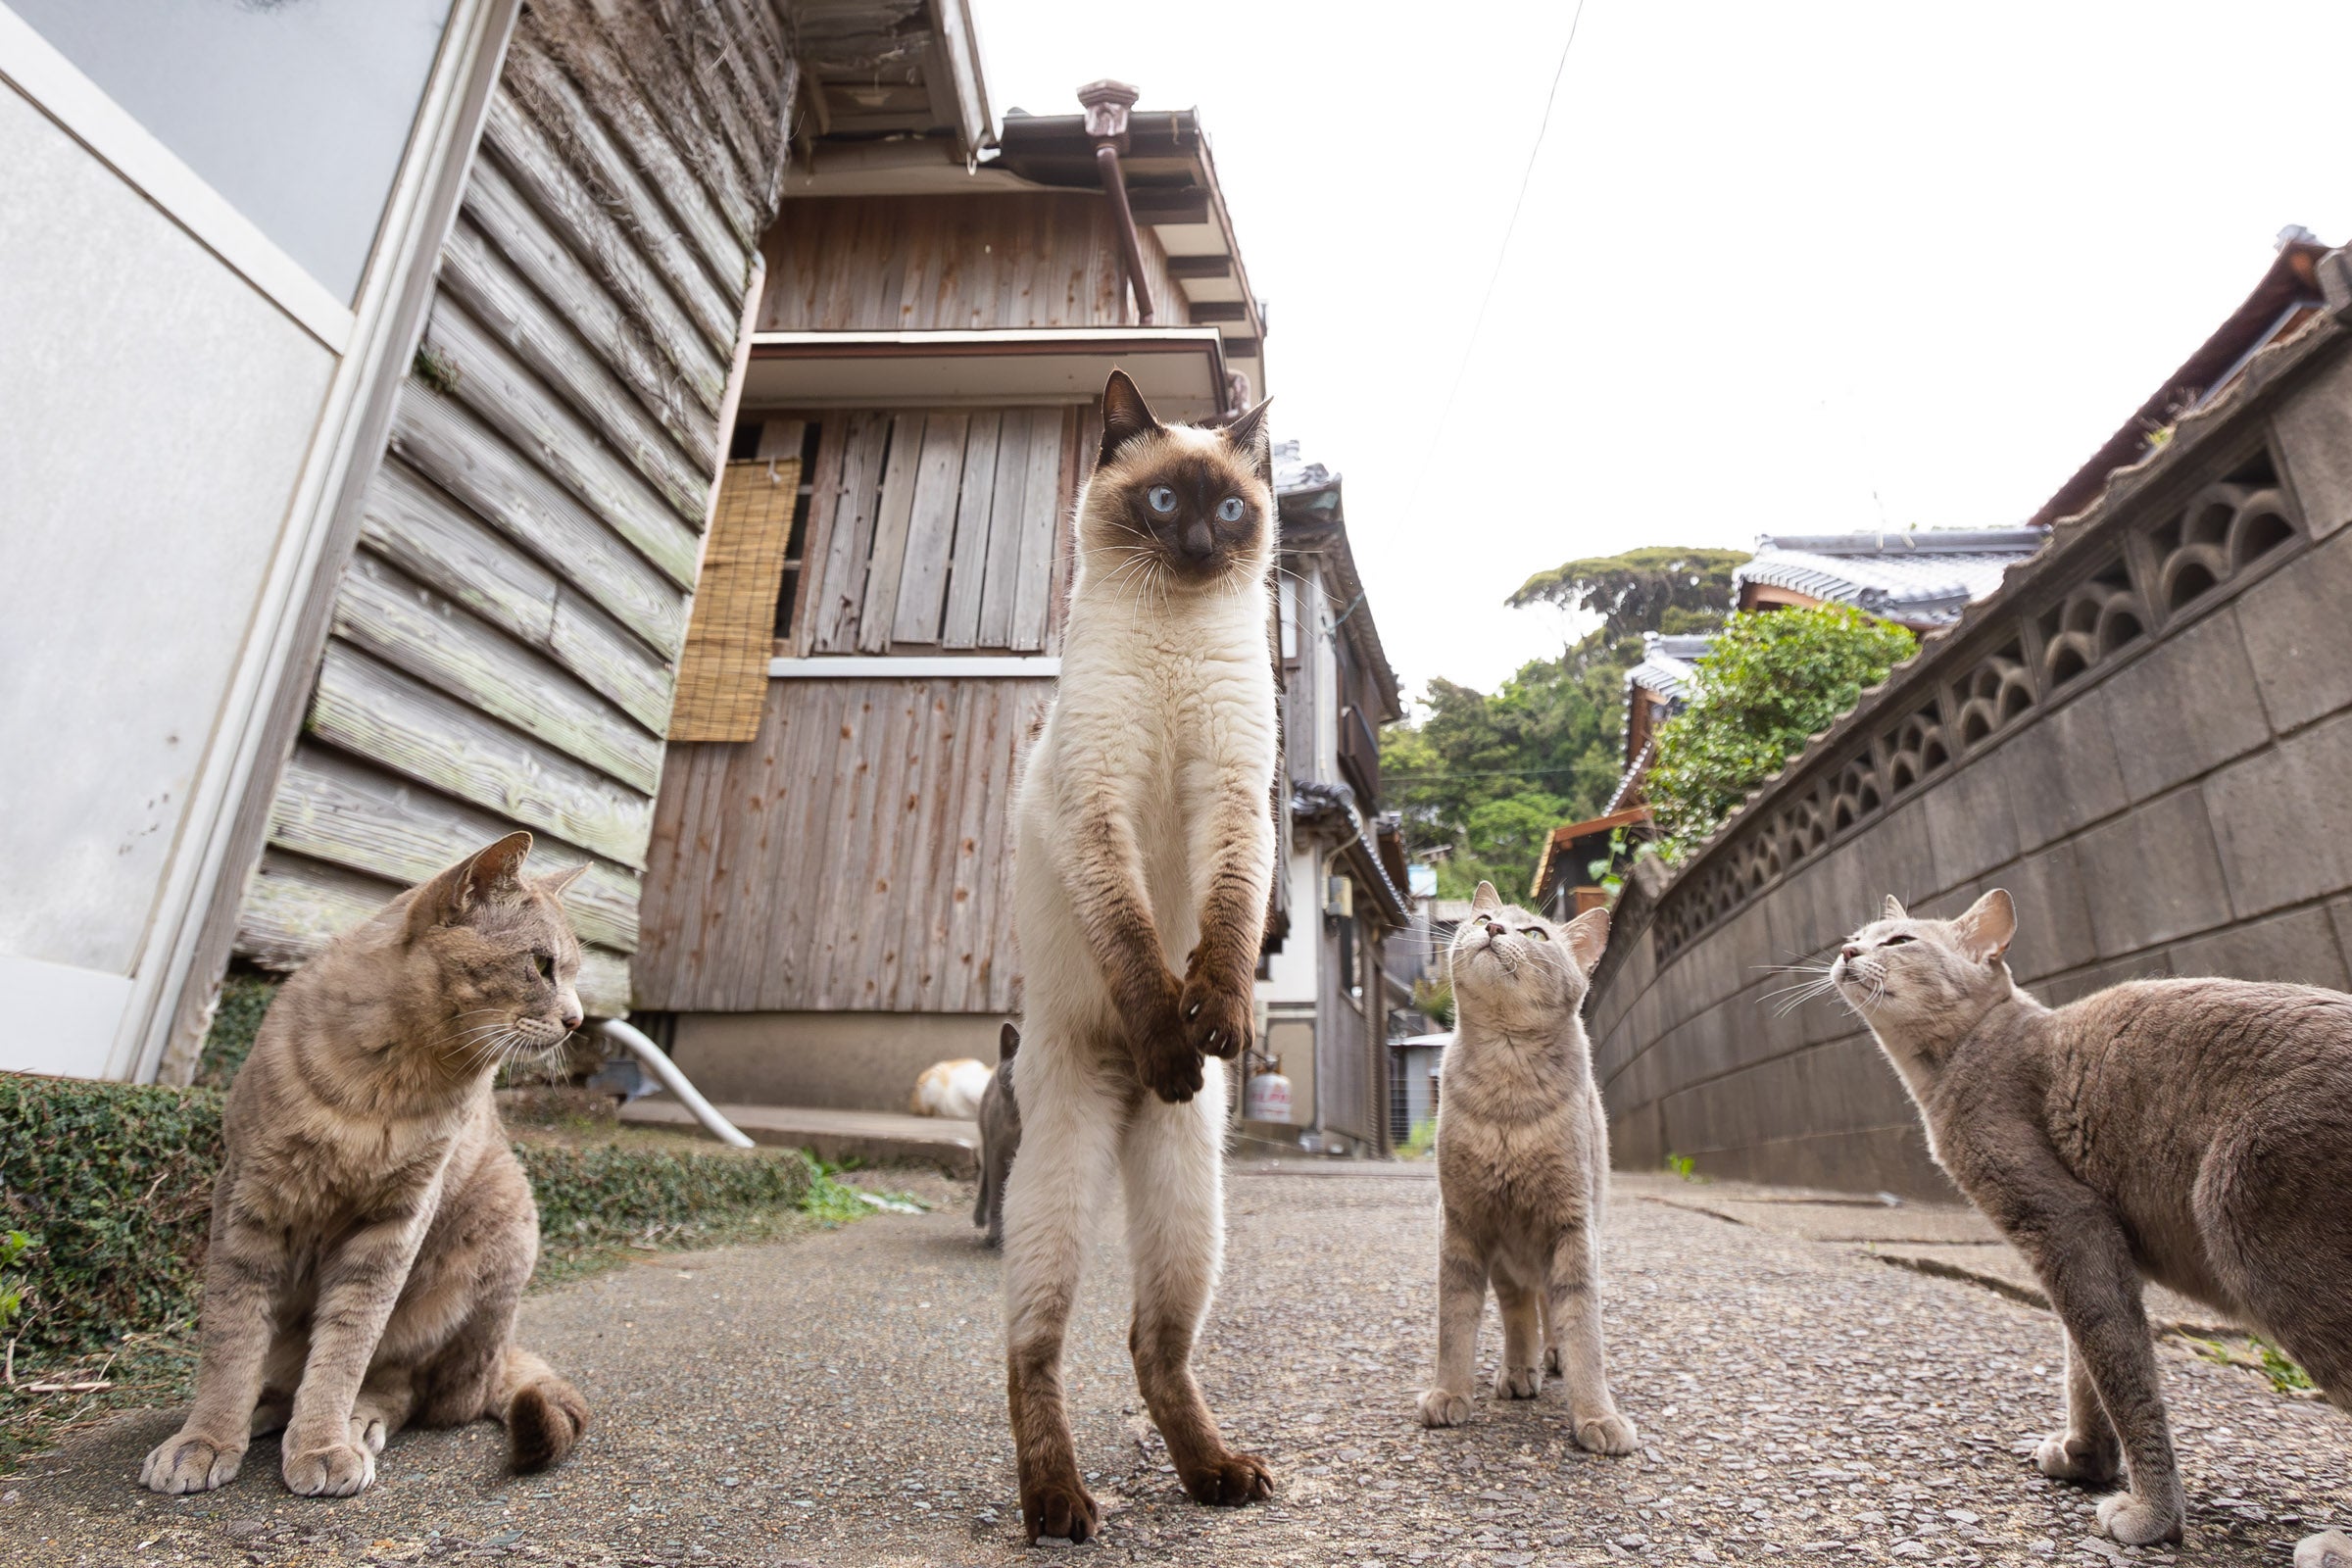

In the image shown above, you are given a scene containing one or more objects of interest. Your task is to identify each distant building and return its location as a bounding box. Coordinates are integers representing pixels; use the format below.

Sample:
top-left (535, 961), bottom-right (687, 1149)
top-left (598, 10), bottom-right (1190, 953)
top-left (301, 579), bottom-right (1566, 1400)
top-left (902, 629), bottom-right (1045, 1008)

top-left (1733, 528), bottom-right (2049, 630)
top-left (1255, 442), bottom-right (1409, 1156)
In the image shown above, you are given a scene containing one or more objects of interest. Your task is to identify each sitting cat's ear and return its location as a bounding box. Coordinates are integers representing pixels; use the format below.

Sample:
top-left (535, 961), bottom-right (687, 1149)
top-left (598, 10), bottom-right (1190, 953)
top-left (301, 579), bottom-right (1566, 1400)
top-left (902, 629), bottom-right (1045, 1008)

top-left (1001, 1021), bottom-right (1020, 1059)
top-left (1470, 880), bottom-right (1502, 917)
top-left (411, 831), bottom-right (533, 931)
top-left (1222, 395), bottom-right (1274, 483)
top-left (1883, 894), bottom-right (1906, 921)
top-left (1564, 906), bottom-right (1610, 970)
top-left (1100, 368), bottom-right (1160, 467)
top-left (1952, 888), bottom-right (2016, 960)
top-left (538, 862), bottom-right (588, 900)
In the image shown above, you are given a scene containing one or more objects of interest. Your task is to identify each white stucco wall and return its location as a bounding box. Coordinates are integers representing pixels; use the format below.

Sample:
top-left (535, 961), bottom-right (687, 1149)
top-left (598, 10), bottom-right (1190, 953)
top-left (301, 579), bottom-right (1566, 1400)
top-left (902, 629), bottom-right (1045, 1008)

top-left (1258, 849), bottom-right (1322, 1006)
top-left (0, 80), bottom-right (333, 1068)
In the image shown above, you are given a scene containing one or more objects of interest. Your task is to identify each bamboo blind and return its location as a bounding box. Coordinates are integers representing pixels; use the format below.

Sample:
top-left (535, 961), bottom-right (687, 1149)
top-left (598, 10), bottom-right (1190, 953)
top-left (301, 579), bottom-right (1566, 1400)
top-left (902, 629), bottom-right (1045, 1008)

top-left (668, 457), bottom-right (800, 741)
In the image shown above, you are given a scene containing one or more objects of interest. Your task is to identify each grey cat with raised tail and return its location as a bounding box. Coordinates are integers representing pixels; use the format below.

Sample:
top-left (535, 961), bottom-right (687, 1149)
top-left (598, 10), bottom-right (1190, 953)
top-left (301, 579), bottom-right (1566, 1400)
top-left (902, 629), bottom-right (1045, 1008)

top-left (1417, 880), bottom-right (1638, 1455)
top-left (1835, 890), bottom-right (2352, 1561)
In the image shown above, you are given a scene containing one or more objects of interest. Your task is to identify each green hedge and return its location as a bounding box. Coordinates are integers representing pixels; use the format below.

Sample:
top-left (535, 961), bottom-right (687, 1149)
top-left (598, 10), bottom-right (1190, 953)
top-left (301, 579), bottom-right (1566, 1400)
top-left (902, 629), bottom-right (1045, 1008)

top-left (0, 1074), bottom-right (814, 1359)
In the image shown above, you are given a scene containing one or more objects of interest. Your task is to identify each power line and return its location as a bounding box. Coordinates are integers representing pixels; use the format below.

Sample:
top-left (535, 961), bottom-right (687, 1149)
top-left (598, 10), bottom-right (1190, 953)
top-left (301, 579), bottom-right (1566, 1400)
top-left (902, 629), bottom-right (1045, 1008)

top-left (1420, 0), bottom-right (1592, 464)
top-left (1385, 766), bottom-right (1593, 782)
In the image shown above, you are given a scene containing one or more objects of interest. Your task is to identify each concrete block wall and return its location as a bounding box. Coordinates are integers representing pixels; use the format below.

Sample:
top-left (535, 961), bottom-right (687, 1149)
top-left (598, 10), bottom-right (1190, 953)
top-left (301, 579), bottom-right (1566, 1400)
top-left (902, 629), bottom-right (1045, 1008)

top-left (1588, 315), bottom-right (2352, 1199)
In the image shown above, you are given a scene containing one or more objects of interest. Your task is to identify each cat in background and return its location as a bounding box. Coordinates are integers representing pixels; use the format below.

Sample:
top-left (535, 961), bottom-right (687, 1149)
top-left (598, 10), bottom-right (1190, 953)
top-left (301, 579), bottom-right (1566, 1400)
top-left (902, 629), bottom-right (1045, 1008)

top-left (1417, 882), bottom-right (1638, 1456)
top-left (1835, 890), bottom-right (2352, 1563)
top-left (999, 368), bottom-right (1280, 1544)
top-left (975, 1021), bottom-right (1023, 1248)
top-left (909, 1056), bottom-right (992, 1119)
top-left (141, 833), bottom-right (590, 1497)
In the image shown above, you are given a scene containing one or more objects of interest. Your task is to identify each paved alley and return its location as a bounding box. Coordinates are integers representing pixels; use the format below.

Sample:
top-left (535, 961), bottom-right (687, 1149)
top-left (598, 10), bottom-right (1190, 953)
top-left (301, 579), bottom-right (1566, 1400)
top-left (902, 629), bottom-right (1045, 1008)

top-left (6, 1166), bottom-right (2345, 1567)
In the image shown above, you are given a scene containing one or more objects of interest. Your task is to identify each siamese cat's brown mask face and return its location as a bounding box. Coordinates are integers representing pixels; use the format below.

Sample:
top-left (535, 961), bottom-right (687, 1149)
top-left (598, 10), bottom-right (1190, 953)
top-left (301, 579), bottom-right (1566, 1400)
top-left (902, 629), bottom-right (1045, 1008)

top-left (1085, 368), bottom-right (1274, 590)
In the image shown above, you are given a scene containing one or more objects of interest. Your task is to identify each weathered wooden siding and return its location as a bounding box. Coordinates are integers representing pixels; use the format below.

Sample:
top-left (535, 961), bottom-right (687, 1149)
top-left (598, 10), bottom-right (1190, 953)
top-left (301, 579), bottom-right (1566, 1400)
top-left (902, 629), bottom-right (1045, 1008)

top-left (634, 676), bottom-right (1054, 1012)
top-left (783, 406), bottom-right (1079, 656)
top-left (234, 0), bottom-right (798, 1014)
top-left (758, 193), bottom-right (1185, 331)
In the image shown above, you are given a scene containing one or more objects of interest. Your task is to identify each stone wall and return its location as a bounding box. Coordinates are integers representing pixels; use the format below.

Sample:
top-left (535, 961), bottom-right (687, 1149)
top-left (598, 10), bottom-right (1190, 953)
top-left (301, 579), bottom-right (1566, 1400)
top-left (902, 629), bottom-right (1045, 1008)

top-left (1587, 308), bottom-right (2352, 1199)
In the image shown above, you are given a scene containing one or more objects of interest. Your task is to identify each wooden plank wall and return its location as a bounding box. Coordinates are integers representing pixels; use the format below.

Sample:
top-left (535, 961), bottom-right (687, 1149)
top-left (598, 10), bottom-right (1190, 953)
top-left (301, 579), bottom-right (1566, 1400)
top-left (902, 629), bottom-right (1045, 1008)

top-left (233, 0), bottom-right (799, 1015)
top-left (633, 676), bottom-right (1054, 1012)
top-left (789, 406), bottom-right (1079, 657)
top-left (757, 193), bottom-right (1189, 330)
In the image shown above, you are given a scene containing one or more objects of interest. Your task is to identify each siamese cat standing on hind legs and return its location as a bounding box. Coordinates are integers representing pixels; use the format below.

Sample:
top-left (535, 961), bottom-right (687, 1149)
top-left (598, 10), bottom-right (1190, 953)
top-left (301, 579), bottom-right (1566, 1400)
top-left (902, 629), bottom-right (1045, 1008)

top-left (1000, 369), bottom-right (1279, 1544)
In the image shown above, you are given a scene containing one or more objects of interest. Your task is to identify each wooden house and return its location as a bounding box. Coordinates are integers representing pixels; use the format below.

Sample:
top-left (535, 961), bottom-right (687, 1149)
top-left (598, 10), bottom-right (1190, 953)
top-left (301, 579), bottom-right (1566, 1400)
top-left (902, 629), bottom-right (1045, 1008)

top-left (617, 78), bottom-right (1275, 1114)
top-left (1255, 446), bottom-right (1410, 1154)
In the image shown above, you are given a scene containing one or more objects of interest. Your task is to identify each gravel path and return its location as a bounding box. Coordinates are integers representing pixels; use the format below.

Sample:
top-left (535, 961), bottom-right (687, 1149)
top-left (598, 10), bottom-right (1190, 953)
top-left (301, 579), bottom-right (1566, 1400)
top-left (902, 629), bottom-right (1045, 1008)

top-left (6, 1165), bottom-right (2345, 1566)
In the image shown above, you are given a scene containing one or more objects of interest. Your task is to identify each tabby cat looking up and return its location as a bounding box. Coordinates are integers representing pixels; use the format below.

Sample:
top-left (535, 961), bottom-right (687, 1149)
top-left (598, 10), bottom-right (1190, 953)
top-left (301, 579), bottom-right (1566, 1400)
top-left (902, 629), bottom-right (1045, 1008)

top-left (141, 832), bottom-right (590, 1497)
top-left (1000, 368), bottom-right (1279, 1544)
top-left (1836, 890), bottom-right (2352, 1558)
top-left (1417, 882), bottom-right (1637, 1456)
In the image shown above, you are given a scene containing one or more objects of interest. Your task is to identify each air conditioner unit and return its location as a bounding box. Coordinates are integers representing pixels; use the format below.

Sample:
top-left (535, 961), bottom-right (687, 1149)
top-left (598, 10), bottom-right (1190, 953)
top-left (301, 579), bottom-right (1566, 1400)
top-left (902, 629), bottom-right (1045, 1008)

top-left (1324, 876), bottom-right (1353, 918)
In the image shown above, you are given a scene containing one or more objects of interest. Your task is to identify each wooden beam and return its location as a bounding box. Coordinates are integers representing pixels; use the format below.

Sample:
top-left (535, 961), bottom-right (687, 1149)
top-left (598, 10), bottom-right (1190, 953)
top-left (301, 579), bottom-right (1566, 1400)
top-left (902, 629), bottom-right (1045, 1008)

top-left (1165, 254), bottom-right (1232, 279)
top-left (1189, 300), bottom-right (1249, 322)
top-left (1128, 187), bottom-right (1209, 224)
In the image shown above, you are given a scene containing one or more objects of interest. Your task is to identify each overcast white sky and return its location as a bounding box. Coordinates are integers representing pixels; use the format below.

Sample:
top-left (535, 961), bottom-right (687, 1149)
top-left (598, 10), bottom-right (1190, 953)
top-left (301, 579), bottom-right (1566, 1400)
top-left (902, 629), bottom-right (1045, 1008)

top-left (980, 1), bottom-right (2352, 701)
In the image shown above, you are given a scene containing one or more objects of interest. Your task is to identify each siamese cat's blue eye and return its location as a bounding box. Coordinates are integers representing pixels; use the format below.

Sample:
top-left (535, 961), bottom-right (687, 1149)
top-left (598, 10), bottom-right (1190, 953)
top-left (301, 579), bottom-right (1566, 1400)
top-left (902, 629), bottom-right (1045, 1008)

top-left (1216, 497), bottom-right (1245, 522)
top-left (1148, 486), bottom-right (1176, 514)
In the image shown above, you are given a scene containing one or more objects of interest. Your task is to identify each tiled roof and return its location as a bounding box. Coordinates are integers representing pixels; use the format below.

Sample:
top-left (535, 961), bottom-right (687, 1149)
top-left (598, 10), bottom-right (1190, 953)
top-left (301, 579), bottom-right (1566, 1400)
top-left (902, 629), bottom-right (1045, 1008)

top-left (1734, 528), bottom-right (2047, 626)
top-left (1624, 632), bottom-right (1716, 702)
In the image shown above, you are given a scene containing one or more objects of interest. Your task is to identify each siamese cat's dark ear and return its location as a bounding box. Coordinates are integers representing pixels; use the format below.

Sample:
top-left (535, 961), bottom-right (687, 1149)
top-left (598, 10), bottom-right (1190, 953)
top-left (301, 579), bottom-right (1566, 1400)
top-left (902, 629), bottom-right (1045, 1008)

top-left (413, 831), bottom-right (533, 930)
top-left (1222, 395), bottom-right (1274, 483)
top-left (1883, 894), bottom-right (1906, 922)
top-left (1099, 368), bottom-right (1160, 466)
top-left (1564, 906), bottom-right (1610, 970)
top-left (1470, 880), bottom-right (1502, 917)
top-left (1000, 1021), bottom-right (1020, 1059)
top-left (1953, 888), bottom-right (2015, 960)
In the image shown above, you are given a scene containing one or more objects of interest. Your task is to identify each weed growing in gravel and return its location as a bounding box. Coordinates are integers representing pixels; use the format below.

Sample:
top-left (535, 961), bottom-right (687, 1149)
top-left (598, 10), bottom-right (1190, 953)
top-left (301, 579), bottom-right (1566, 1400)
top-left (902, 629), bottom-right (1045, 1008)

top-left (2180, 1330), bottom-right (2317, 1396)
top-left (1399, 1121), bottom-right (1436, 1160)
top-left (1665, 1152), bottom-right (1706, 1183)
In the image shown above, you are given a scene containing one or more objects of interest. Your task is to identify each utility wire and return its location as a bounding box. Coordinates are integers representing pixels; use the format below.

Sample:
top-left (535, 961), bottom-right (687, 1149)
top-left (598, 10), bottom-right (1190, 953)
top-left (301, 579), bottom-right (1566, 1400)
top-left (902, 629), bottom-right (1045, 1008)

top-left (1420, 0), bottom-right (1592, 465)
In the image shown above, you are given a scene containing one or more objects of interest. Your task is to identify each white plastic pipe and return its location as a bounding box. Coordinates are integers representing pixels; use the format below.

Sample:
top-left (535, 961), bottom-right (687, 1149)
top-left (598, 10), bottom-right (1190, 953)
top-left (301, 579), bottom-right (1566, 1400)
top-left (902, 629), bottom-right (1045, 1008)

top-left (597, 1018), bottom-right (756, 1149)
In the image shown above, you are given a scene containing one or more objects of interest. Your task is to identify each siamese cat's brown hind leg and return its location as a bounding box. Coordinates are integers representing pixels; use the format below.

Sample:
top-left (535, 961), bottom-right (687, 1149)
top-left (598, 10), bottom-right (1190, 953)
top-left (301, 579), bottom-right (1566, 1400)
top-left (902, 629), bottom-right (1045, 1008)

top-left (1002, 1038), bottom-right (1123, 1543)
top-left (1121, 1065), bottom-right (1271, 1507)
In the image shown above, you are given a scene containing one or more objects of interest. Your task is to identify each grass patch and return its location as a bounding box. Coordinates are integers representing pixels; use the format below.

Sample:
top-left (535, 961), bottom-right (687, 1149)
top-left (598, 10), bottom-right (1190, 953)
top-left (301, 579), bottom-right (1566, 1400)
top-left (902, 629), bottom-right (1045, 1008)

top-left (2179, 1330), bottom-right (2318, 1396)
top-left (194, 973), bottom-right (277, 1090)
top-left (0, 1074), bottom-right (894, 1472)
top-left (1398, 1120), bottom-right (1435, 1160)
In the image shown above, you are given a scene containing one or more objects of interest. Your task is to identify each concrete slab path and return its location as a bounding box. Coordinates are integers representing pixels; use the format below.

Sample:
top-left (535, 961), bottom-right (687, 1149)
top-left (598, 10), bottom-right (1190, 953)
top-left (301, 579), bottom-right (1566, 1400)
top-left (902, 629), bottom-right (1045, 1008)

top-left (6, 1167), bottom-right (2344, 1567)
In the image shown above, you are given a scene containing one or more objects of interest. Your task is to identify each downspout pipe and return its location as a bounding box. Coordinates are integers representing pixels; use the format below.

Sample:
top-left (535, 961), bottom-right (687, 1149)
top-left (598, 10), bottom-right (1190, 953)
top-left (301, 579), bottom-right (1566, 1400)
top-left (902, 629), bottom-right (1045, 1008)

top-left (1078, 79), bottom-right (1154, 326)
top-left (598, 1017), bottom-right (755, 1150)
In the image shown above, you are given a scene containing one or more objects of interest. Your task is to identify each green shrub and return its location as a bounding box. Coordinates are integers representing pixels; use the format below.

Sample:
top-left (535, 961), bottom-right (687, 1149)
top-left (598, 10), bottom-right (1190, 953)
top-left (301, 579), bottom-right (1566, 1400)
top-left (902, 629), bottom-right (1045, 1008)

top-left (520, 1141), bottom-right (814, 1248)
top-left (1645, 606), bottom-right (1916, 859)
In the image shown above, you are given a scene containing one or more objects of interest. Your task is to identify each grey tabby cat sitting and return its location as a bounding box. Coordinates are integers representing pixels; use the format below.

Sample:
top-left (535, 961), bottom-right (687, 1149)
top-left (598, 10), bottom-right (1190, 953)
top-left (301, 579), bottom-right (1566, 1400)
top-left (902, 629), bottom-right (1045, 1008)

top-left (974, 1021), bottom-right (1022, 1248)
top-left (1835, 889), bottom-right (2352, 1562)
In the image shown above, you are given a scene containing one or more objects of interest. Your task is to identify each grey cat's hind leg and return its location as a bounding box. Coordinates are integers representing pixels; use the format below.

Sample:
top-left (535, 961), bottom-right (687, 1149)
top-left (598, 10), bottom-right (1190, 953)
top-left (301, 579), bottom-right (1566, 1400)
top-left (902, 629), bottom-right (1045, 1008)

top-left (1493, 1277), bottom-right (1542, 1399)
top-left (2297, 1530), bottom-right (2352, 1568)
top-left (2034, 1329), bottom-right (2121, 1485)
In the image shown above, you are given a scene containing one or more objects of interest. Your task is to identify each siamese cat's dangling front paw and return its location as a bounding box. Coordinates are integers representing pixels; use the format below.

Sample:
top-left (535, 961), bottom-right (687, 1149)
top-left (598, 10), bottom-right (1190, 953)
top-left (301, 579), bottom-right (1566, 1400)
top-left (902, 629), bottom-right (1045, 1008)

top-left (1178, 961), bottom-right (1252, 1062)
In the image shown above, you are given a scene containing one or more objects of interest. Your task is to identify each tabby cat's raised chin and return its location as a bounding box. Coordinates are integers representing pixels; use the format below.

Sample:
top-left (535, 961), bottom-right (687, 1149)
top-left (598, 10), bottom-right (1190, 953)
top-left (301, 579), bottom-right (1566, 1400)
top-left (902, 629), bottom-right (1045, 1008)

top-left (141, 832), bottom-right (590, 1498)
top-left (1000, 368), bottom-right (1279, 1544)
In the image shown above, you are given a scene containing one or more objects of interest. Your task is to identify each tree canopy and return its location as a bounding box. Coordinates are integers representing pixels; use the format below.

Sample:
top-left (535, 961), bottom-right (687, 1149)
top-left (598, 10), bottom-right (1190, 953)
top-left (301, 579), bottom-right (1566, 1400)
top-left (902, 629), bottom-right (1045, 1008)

top-left (1382, 546), bottom-right (1745, 900)
top-left (1507, 547), bottom-right (1751, 642)
top-left (1643, 605), bottom-right (1916, 858)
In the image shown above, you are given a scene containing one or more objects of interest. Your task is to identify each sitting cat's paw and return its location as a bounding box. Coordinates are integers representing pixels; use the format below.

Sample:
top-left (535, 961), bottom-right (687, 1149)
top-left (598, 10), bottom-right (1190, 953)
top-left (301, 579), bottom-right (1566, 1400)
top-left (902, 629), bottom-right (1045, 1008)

top-left (140, 1432), bottom-right (244, 1494)
top-left (1178, 1448), bottom-right (1273, 1506)
top-left (1020, 1472), bottom-right (1101, 1544)
top-left (1573, 1408), bottom-right (1641, 1456)
top-left (1494, 1365), bottom-right (1542, 1400)
top-left (1544, 1345), bottom-right (1563, 1378)
top-left (2095, 1491), bottom-right (2182, 1545)
top-left (1417, 1388), bottom-right (1472, 1428)
top-left (1178, 965), bottom-right (1252, 1061)
top-left (350, 1412), bottom-right (388, 1457)
top-left (2295, 1529), bottom-right (2352, 1568)
top-left (282, 1440), bottom-right (376, 1497)
top-left (2034, 1430), bottom-right (2120, 1485)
